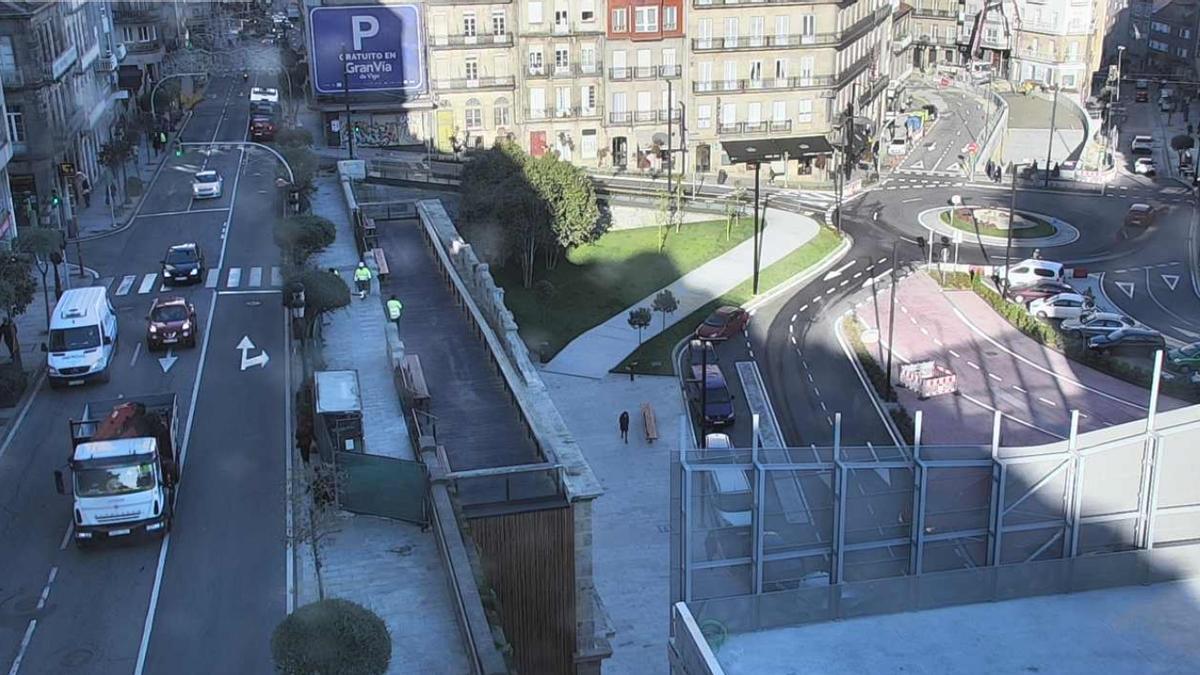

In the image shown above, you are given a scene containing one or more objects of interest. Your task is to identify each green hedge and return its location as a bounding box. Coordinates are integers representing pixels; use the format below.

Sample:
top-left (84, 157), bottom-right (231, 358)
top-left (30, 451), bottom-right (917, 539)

top-left (841, 317), bottom-right (915, 445)
top-left (271, 599), bottom-right (391, 675)
top-left (0, 363), bottom-right (28, 408)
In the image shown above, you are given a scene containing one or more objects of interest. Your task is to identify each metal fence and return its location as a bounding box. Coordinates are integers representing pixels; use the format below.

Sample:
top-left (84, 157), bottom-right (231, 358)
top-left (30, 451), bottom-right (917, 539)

top-left (674, 404), bottom-right (1200, 609)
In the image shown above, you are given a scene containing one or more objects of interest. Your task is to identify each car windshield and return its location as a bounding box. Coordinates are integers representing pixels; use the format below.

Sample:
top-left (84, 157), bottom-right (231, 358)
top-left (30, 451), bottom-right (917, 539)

top-left (706, 385), bottom-right (731, 404)
top-left (74, 463), bottom-right (156, 497)
top-left (195, 172), bottom-right (217, 183)
top-left (49, 325), bottom-right (101, 351)
top-left (704, 314), bottom-right (729, 327)
top-left (152, 305), bottom-right (189, 323)
top-left (165, 248), bottom-right (196, 264)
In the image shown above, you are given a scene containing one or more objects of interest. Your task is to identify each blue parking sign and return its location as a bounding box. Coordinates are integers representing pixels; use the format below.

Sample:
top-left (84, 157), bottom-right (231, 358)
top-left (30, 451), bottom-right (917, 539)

top-left (309, 4), bottom-right (425, 94)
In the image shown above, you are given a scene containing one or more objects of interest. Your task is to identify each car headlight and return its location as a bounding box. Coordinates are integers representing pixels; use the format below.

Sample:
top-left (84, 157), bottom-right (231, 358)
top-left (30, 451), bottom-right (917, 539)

top-left (182, 321), bottom-right (192, 331)
top-left (164, 265), bottom-right (177, 273)
top-left (49, 366), bottom-right (59, 375)
top-left (149, 325), bottom-right (157, 334)
top-left (189, 268), bottom-right (199, 275)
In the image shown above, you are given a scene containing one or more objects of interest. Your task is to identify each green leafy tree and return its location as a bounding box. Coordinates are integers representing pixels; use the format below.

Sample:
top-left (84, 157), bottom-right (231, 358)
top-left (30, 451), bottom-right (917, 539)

top-left (287, 268), bottom-right (351, 340)
top-left (652, 289), bottom-right (679, 331)
top-left (100, 136), bottom-right (137, 205)
top-left (526, 154), bottom-right (600, 270)
top-left (271, 599), bottom-right (391, 675)
top-left (275, 127), bottom-right (314, 149)
top-left (654, 190), bottom-right (672, 253)
top-left (273, 215), bottom-right (336, 266)
top-left (1171, 134), bottom-right (1195, 152)
top-left (627, 306), bottom-right (652, 344)
top-left (725, 186), bottom-right (747, 241)
top-left (0, 253), bottom-right (38, 365)
top-left (15, 228), bottom-right (63, 331)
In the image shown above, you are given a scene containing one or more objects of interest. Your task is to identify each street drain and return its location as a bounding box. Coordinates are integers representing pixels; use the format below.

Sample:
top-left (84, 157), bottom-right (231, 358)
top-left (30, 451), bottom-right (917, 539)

top-left (246, 300), bottom-right (262, 307)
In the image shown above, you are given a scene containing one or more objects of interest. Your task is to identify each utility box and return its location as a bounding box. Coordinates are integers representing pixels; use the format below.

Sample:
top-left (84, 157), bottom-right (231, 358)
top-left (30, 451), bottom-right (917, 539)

top-left (314, 369), bottom-right (364, 458)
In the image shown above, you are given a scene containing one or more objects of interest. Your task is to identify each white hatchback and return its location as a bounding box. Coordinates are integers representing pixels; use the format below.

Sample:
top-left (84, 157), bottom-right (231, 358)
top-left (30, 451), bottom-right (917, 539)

top-left (192, 170), bottom-right (223, 199)
top-left (1028, 292), bottom-right (1092, 321)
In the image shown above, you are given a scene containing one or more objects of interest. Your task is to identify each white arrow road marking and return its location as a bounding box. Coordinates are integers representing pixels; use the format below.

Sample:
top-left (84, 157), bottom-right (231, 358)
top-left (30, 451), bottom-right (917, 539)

top-left (237, 336), bottom-right (269, 371)
top-left (822, 260), bottom-right (856, 281)
top-left (158, 348), bottom-right (178, 373)
top-left (1162, 274), bottom-right (1180, 291)
top-left (1115, 281), bottom-right (1135, 299)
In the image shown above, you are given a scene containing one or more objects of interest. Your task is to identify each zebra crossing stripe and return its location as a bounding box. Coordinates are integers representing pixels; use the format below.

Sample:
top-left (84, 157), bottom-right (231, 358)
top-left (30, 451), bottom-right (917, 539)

top-left (227, 267), bottom-right (241, 288)
top-left (270, 266), bottom-right (283, 287)
top-left (138, 274), bottom-right (157, 294)
top-left (248, 267), bottom-right (263, 288)
top-left (205, 269), bottom-right (219, 288)
top-left (116, 275), bottom-right (137, 296)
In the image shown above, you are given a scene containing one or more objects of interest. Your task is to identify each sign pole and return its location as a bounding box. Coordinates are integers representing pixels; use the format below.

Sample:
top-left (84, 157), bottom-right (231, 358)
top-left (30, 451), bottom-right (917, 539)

top-left (341, 43), bottom-right (354, 160)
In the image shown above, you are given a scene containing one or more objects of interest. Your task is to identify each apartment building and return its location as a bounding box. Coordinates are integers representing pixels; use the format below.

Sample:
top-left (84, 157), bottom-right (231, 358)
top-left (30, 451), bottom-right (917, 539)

top-left (604, 0), bottom-right (685, 170)
top-left (908, 0), bottom-right (962, 70)
top-left (427, 0), bottom-right (519, 152)
top-left (0, 68), bottom-right (17, 243)
top-left (685, 0), bottom-right (892, 180)
top-left (0, 0), bottom-right (117, 235)
top-left (112, 0), bottom-right (167, 88)
top-left (1144, 0), bottom-right (1200, 76)
top-left (891, 4), bottom-right (915, 87)
top-left (1011, 0), bottom-right (1104, 96)
top-left (516, 0), bottom-right (607, 161)
top-left (958, 0), bottom-right (1016, 76)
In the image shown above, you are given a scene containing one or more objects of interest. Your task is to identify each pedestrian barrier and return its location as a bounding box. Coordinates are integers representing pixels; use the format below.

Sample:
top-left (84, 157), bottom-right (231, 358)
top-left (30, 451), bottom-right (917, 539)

top-left (899, 361), bottom-right (958, 399)
top-left (400, 354), bottom-right (431, 412)
top-left (642, 402), bottom-right (659, 443)
top-left (371, 247), bottom-right (390, 280)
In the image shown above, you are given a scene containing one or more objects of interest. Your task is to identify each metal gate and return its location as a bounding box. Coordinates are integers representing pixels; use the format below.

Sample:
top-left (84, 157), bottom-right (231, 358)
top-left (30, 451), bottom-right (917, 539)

top-left (334, 451), bottom-right (429, 525)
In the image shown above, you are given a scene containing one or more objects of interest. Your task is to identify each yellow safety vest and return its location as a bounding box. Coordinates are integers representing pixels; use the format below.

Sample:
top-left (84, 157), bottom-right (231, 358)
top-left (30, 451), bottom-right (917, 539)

top-left (353, 266), bottom-right (372, 282)
top-left (387, 300), bottom-right (403, 320)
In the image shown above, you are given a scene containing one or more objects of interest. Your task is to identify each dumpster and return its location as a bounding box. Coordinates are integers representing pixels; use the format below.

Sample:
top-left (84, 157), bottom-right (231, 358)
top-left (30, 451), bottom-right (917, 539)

top-left (899, 361), bottom-right (959, 400)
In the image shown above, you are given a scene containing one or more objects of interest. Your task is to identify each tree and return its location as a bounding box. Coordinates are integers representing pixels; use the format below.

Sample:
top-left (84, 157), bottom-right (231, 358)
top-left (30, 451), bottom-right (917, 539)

top-left (275, 127), bottom-right (314, 149)
top-left (725, 186), bottom-right (747, 241)
top-left (279, 144), bottom-right (318, 201)
top-left (0, 253), bottom-right (37, 365)
top-left (526, 154), bottom-right (600, 270)
top-left (1171, 134), bottom-right (1195, 152)
top-left (628, 307), bottom-right (652, 344)
top-left (15, 228), bottom-right (63, 331)
top-left (288, 268), bottom-right (351, 340)
top-left (274, 215), bottom-right (337, 266)
top-left (99, 136), bottom-right (136, 206)
top-left (654, 190), bottom-right (672, 253)
top-left (652, 289), bottom-right (679, 331)
top-left (271, 599), bottom-right (391, 675)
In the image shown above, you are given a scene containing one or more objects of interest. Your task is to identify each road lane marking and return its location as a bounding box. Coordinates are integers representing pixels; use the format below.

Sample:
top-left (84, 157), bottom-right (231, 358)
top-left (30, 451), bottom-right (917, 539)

top-left (967, 361), bottom-right (980, 369)
top-left (8, 619), bottom-right (37, 675)
top-left (59, 523), bottom-right (73, 550)
top-left (1038, 397), bottom-right (1057, 407)
top-left (130, 342), bottom-right (142, 368)
top-left (138, 274), bottom-right (157, 294)
top-left (249, 267), bottom-right (263, 287)
top-left (138, 207), bottom-right (230, 218)
top-left (959, 391), bottom-right (1068, 440)
top-left (217, 289), bottom-right (282, 295)
top-left (271, 266), bottom-right (283, 286)
top-left (227, 267), bottom-right (242, 288)
top-left (819, 400), bottom-right (828, 411)
top-left (948, 349), bottom-right (961, 357)
top-left (902, 197), bottom-right (921, 203)
top-left (1013, 385), bottom-right (1027, 393)
top-left (799, 304), bottom-right (809, 312)
top-left (791, 313), bottom-right (797, 322)
top-left (933, 338), bottom-right (944, 346)
top-left (116, 275), bottom-right (137, 296)
top-left (36, 567), bottom-right (57, 610)
top-left (988, 373), bottom-right (1002, 382)
top-left (813, 386), bottom-right (821, 397)
top-left (205, 269), bottom-right (219, 288)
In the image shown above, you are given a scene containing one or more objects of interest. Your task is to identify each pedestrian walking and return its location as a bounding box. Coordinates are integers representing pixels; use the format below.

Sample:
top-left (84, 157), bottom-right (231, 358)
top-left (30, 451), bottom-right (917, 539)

top-left (353, 261), bottom-right (372, 299)
top-left (618, 411), bottom-right (630, 443)
top-left (386, 295), bottom-right (404, 330)
top-left (80, 175), bottom-right (91, 208)
top-left (986, 159), bottom-right (994, 179)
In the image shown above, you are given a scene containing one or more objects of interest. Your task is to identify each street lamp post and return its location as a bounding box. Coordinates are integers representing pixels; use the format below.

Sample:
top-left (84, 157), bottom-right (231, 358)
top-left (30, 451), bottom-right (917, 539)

top-left (885, 240), bottom-right (899, 397)
top-left (1043, 85), bottom-right (1059, 188)
top-left (751, 161), bottom-right (762, 294)
top-left (1003, 161), bottom-right (1026, 297)
top-left (341, 43), bottom-right (354, 160)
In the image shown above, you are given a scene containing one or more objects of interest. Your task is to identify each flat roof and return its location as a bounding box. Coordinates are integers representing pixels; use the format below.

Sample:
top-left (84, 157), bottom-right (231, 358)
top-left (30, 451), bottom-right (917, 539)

top-left (715, 579), bottom-right (1200, 674)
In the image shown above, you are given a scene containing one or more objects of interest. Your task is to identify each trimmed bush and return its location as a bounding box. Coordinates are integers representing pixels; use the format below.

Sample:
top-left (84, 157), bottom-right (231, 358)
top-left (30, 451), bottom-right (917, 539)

top-left (0, 363), bottom-right (28, 408)
top-left (271, 599), bottom-right (391, 675)
top-left (276, 127), bottom-right (315, 148)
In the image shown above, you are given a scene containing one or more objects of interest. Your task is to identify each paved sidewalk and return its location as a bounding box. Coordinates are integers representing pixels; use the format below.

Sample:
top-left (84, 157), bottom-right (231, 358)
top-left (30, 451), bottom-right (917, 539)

top-left (546, 207), bottom-right (821, 379)
top-left (856, 272), bottom-right (1186, 446)
top-left (292, 175), bottom-right (470, 673)
top-left (77, 130), bottom-right (188, 238)
top-left (541, 370), bottom-right (685, 675)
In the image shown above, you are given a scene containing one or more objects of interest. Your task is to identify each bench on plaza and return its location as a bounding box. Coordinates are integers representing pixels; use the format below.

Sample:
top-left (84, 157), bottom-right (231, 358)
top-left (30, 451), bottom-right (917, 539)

top-left (641, 402), bottom-right (658, 444)
top-left (371, 247), bottom-right (390, 280)
top-left (401, 354), bottom-right (430, 411)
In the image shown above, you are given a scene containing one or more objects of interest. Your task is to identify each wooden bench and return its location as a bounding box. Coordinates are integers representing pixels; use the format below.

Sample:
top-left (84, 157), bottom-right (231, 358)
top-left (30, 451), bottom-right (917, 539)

top-left (641, 403), bottom-right (658, 444)
top-left (371, 247), bottom-right (390, 280)
top-left (401, 354), bottom-right (431, 411)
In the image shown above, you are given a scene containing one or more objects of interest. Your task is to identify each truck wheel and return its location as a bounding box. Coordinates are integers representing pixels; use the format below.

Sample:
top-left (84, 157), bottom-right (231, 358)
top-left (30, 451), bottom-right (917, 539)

top-left (99, 365), bottom-right (111, 384)
top-left (49, 378), bottom-right (64, 390)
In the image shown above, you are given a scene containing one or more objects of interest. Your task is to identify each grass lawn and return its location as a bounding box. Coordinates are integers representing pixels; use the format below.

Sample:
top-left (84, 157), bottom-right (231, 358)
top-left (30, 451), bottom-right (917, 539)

top-left (495, 217), bottom-right (754, 359)
top-left (939, 209), bottom-right (1057, 239)
top-left (615, 227), bottom-right (844, 375)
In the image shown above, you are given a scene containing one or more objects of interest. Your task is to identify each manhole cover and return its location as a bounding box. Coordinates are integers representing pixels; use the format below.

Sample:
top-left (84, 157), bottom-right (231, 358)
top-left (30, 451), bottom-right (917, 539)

top-left (245, 300), bottom-right (262, 307)
top-left (59, 648), bottom-right (97, 668)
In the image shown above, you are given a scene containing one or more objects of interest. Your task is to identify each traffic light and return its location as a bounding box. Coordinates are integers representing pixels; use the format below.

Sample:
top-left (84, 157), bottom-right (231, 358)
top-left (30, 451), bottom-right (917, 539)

top-left (50, 191), bottom-right (61, 207)
top-left (174, 142), bottom-right (183, 157)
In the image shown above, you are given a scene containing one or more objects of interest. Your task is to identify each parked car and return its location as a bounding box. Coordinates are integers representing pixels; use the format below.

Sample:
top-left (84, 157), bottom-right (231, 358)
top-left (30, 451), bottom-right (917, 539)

top-left (1061, 312), bottom-right (1139, 339)
top-left (687, 365), bottom-right (735, 427)
top-left (1124, 203), bottom-right (1156, 227)
top-left (146, 297), bottom-right (199, 350)
top-left (1167, 342), bottom-right (1200, 373)
top-left (1134, 157), bottom-right (1157, 175)
top-left (1028, 292), bottom-right (1093, 320)
top-left (1135, 89), bottom-right (1150, 102)
top-left (687, 339), bottom-right (720, 369)
top-left (1009, 280), bottom-right (1076, 305)
top-left (887, 138), bottom-right (907, 156)
top-left (250, 100), bottom-right (280, 116)
top-left (1002, 258), bottom-right (1065, 288)
top-left (192, 170), bottom-right (223, 199)
top-left (1130, 136), bottom-right (1155, 154)
top-left (161, 243), bottom-right (206, 285)
top-left (249, 115), bottom-right (277, 141)
top-left (1088, 327), bottom-right (1166, 354)
top-left (696, 306), bottom-right (749, 341)
top-left (249, 87), bottom-right (279, 103)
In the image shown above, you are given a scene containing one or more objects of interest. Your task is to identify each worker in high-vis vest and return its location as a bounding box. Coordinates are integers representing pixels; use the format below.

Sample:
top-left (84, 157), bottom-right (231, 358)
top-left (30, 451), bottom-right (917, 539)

top-left (353, 261), bottom-right (372, 299)
top-left (386, 296), bottom-right (403, 329)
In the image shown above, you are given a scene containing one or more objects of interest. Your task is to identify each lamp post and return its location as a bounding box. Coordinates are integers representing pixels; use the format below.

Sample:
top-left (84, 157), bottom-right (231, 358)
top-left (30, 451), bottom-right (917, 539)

top-left (1043, 85), bottom-right (1059, 188)
top-left (1003, 161), bottom-right (1027, 297)
top-left (1115, 46), bottom-right (1126, 103)
top-left (341, 43), bottom-right (354, 160)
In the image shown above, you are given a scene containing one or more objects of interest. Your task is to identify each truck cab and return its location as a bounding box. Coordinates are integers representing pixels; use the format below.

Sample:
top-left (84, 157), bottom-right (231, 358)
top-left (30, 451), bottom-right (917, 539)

top-left (56, 395), bottom-right (179, 547)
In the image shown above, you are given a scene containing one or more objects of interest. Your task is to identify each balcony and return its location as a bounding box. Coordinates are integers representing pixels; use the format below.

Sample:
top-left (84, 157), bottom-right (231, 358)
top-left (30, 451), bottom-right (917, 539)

top-left (124, 39), bottom-right (162, 55)
top-left (718, 119), bottom-right (794, 135)
top-left (893, 34), bottom-right (914, 53)
top-left (633, 110), bottom-right (658, 123)
top-left (525, 20), bottom-right (603, 36)
top-left (433, 75), bottom-right (517, 91)
top-left (608, 65), bottom-right (683, 80)
top-left (659, 109), bottom-right (681, 122)
top-left (526, 106), bottom-right (604, 120)
top-left (431, 32), bottom-right (514, 49)
top-left (692, 33), bottom-right (838, 51)
top-left (911, 7), bottom-right (956, 19)
top-left (693, 76), bottom-right (836, 94)
top-left (113, 4), bottom-right (161, 22)
top-left (837, 49), bottom-right (878, 86)
top-left (79, 41), bottom-right (101, 71)
top-left (609, 111), bottom-right (632, 124)
top-left (51, 45), bottom-right (78, 81)
top-left (95, 50), bottom-right (119, 73)
top-left (695, 0), bottom-right (832, 7)
top-left (528, 62), bottom-right (604, 79)
top-left (660, 65), bottom-right (682, 78)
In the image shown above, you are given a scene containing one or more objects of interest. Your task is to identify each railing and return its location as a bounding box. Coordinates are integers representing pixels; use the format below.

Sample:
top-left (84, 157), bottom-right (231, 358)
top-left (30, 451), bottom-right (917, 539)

top-left (431, 32), bottom-right (514, 48)
top-left (660, 109), bottom-right (682, 122)
top-left (695, 0), bottom-right (828, 7)
top-left (608, 111), bottom-right (632, 124)
top-left (633, 66), bottom-right (659, 80)
top-left (529, 63), bottom-right (603, 79)
top-left (609, 65), bottom-right (681, 80)
top-left (124, 39), bottom-right (161, 55)
top-left (526, 107), bottom-right (604, 120)
top-left (693, 75), bottom-right (835, 93)
top-left (633, 110), bottom-right (658, 123)
top-left (717, 119), bottom-right (793, 135)
top-left (51, 44), bottom-right (78, 80)
top-left (660, 65), bottom-right (682, 78)
top-left (692, 33), bottom-right (838, 50)
top-left (113, 5), bottom-right (160, 22)
top-left (432, 75), bottom-right (517, 91)
top-left (525, 20), bottom-right (603, 36)
top-left (910, 7), bottom-right (956, 18)
top-left (837, 49), bottom-right (877, 86)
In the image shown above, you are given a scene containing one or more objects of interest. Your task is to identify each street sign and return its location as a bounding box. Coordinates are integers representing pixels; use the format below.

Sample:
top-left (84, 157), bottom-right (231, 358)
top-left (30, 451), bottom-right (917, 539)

top-left (308, 4), bottom-right (425, 95)
top-left (966, 142), bottom-right (978, 154)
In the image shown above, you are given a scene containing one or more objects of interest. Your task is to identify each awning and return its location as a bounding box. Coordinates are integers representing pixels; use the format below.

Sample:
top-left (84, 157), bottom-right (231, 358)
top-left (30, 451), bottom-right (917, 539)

top-left (118, 65), bottom-right (143, 91)
top-left (721, 135), bottom-right (834, 164)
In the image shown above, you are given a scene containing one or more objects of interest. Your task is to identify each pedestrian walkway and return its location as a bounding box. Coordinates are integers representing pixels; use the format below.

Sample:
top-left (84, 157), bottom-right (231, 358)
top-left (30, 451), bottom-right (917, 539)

top-left (545, 206), bottom-right (821, 379)
top-left (95, 264), bottom-right (286, 297)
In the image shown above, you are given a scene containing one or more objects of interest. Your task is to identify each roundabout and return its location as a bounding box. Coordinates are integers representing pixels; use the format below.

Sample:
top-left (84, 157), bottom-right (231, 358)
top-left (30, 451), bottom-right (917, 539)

top-left (918, 206), bottom-right (1080, 248)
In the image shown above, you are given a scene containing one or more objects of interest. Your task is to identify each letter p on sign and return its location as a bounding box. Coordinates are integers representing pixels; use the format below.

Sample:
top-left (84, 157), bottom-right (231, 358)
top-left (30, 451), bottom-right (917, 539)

top-left (351, 15), bottom-right (379, 50)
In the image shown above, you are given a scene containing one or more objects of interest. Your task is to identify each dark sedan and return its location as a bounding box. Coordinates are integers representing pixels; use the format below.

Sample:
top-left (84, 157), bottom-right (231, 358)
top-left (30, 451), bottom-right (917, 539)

top-left (146, 297), bottom-right (198, 350)
top-left (161, 243), bottom-right (205, 285)
top-left (696, 306), bottom-right (749, 341)
top-left (1009, 280), bottom-right (1075, 305)
top-left (1087, 327), bottom-right (1166, 354)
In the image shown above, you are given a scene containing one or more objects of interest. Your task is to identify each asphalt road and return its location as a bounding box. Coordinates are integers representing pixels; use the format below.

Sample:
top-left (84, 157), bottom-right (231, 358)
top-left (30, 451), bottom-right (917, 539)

top-left (0, 75), bottom-right (290, 675)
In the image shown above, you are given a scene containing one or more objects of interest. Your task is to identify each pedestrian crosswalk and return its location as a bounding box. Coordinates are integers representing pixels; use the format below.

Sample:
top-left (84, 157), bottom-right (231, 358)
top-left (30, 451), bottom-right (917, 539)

top-left (98, 265), bottom-right (286, 296)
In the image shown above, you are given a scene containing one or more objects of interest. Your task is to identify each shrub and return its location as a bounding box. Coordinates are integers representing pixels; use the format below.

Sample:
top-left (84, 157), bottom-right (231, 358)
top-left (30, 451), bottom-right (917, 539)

top-left (276, 127), bottom-right (314, 149)
top-left (271, 599), bottom-right (391, 675)
top-left (0, 363), bottom-right (28, 408)
top-left (273, 215), bottom-right (337, 265)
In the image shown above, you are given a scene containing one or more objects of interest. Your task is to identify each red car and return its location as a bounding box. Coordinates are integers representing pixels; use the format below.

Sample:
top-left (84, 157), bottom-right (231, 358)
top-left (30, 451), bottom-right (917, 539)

top-left (249, 115), bottom-right (277, 141)
top-left (1135, 89), bottom-right (1149, 102)
top-left (696, 306), bottom-right (749, 340)
top-left (146, 297), bottom-right (199, 350)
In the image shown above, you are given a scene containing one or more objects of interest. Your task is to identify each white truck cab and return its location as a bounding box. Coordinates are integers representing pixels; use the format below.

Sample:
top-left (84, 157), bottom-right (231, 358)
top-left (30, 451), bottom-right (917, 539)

top-left (45, 287), bottom-right (118, 388)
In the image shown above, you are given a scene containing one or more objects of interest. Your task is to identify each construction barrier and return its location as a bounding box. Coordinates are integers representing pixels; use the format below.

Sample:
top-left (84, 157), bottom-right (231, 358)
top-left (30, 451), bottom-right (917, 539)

top-left (900, 361), bottom-right (959, 400)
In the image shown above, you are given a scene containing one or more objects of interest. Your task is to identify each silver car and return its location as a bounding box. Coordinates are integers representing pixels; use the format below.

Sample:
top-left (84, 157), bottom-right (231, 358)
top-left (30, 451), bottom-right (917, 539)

top-left (192, 170), bottom-right (223, 199)
top-left (1060, 312), bottom-right (1137, 339)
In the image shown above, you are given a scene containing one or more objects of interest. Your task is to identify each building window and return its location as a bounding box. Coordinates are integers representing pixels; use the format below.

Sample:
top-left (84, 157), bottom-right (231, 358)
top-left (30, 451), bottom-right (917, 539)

top-left (1062, 73), bottom-right (1077, 87)
top-left (494, 97), bottom-right (511, 127)
top-left (465, 58), bottom-right (479, 80)
top-left (611, 8), bottom-right (627, 32)
top-left (528, 0), bottom-right (543, 24)
top-left (465, 98), bottom-right (483, 130)
top-left (774, 59), bottom-right (787, 81)
top-left (555, 46), bottom-right (569, 73)
top-left (121, 24), bottom-right (156, 43)
top-left (1150, 39), bottom-right (1168, 52)
top-left (697, 105), bottom-right (712, 129)
top-left (529, 49), bottom-right (544, 74)
top-left (797, 99), bottom-right (813, 124)
top-left (1066, 42), bottom-right (1079, 61)
top-left (1151, 21), bottom-right (1169, 33)
top-left (635, 6), bottom-right (658, 33)
top-left (0, 36), bottom-right (16, 83)
top-left (581, 0), bottom-right (595, 22)
top-left (664, 6), bottom-right (677, 31)
top-left (1178, 47), bottom-right (1189, 58)
top-left (463, 13), bottom-right (477, 37)
top-left (581, 129), bottom-right (597, 159)
top-left (492, 11), bottom-right (506, 35)
top-left (1183, 28), bottom-right (1193, 39)
top-left (6, 106), bottom-right (25, 144)
top-left (582, 84), bottom-right (596, 111)
top-left (554, 9), bottom-right (568, 30)
top-left (749, 60), bottom-right (762, 84)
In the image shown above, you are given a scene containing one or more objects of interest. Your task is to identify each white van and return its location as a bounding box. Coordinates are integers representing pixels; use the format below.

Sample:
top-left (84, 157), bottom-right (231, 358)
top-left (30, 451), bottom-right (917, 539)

top-left (1002, 259), bottom-right (1065, 288)
top-left (46, 287), bottom-right (119, 388)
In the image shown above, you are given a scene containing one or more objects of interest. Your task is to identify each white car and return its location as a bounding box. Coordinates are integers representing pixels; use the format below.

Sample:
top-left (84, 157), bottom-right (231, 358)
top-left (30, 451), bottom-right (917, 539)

top-left (1130, 135), bottom-right (1155, 154)
top-left (1134, 157), bottom-right (1157, 175)
top-left (887, 138), bottom-right (908, 156)
top-left (249, 87), bottom-right (279, 104)
top-left (1060, 312), bottom-right (1139, 339)
top-left (1028, 292), bottom-right (1093, 321)
top-left (1002, 259), bottom-right (1065, 288)
top-left (192, 170), bottom-right (223, 199)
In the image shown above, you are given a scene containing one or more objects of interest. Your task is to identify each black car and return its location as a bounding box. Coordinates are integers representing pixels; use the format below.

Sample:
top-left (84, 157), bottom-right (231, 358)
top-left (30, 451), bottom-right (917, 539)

top-left (1087, 327), bottom-right (1166, 354)
top-left (687, 365), bottom-right (735, 427)
top-left (161, 243), bottom-right (206, 285)
top-left (1008, 280), bottom-right (1075, 305)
